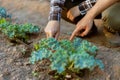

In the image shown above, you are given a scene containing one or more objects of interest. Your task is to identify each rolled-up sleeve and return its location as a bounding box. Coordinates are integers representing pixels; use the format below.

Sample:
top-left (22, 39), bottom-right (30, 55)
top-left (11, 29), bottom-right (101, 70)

top-left (49, 0), bottom-right (65, 21)
top-left (79, 0), bottom-right (97, 15)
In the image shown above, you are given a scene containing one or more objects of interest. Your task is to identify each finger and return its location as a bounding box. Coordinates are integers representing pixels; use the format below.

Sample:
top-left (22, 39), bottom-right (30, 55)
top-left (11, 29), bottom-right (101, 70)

top-left (55, 32), bottom-right (60, 40)
top-left (46, 33), bottom-right (49, 38)
top-left (46, 33), bottom-right (52, 38)
top-left (44, 29), bottom-right (48, 38)
top-left (67, 11), bottom-right (70, 19)
top-left (79, 27), bottom-right (91, 37)
top-left (69, 33), bottom-right (75, 41)
top-left (71, 17), bottom-right (74, 21)
top-left (69, 15), bottom-right (74, 21)
top-left (70, 25), bottom-right (84, 40)
top-left (69, 29), bottom-right (78, 41)
top-left (45, 31), bottom-right (54, 38)
top-left (45, 31), bottom-right (49, 38)
top-left (49, 33), bottom-right (54, 38)
top-left (67, 12), bottom-right (74, 21)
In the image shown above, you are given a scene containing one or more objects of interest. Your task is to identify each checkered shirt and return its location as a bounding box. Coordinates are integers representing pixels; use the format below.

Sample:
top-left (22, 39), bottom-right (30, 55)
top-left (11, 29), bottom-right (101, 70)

top-left (49, 0), bottom-right (97, 21)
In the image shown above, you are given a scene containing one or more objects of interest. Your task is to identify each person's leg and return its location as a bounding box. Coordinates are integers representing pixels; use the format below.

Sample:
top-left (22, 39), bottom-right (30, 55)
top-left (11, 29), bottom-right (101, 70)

top-left (102, 2), bottom-right (120, 47)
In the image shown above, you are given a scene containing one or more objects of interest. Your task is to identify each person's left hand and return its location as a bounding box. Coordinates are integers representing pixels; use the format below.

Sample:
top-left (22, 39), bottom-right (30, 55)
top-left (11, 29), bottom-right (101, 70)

top-left (70, 15), bottom-right (94, 40)
top-left (67, 6), bottom-right (80, 21)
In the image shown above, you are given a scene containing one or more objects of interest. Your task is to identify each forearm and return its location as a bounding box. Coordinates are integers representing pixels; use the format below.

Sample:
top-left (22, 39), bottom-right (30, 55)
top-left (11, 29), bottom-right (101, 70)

top-left (87, 0), bottom-right (119, 19)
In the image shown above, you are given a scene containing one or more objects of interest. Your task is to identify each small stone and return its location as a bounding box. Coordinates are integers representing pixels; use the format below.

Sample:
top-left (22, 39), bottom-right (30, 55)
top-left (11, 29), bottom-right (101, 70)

top-left (16, 62), bottom-right (23, 66)
top-left (26, 78), bottom-right (33, 80)
top-left (0, 74), bottom-right (3, 77)
top-left (13, 47), bottom-right (17, 52)
top-left (24, 62), bottom-right (30, 66)
top-left (0, 74), bottom-right (3, 80)
top-left (7, 58), bottom-right (14, 64)
top-left (106, 74), bottom-right (111, 80)
top-left (65, 74), bottom-right (72, 79)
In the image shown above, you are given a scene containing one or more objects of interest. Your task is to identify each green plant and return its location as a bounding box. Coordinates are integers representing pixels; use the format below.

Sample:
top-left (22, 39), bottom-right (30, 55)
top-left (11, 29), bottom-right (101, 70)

top-left (0, 7), bottom-right (11, 19)
top-left (30, 38), bottom-right (104, 75)
top-left (32, 71), bottom-right (39, 77)
top-left (0, 19), bottom-right (40, 42)
top-left (0, 18), bottom-right (6, 24)
top-left (0, 7), bottom-right (40, 42)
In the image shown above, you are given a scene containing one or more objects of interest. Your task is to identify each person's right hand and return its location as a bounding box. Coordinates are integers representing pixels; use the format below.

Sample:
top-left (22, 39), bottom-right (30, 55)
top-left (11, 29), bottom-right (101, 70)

top-left (44, 21), bottom-right (60, 39)
top-left (69, 14), bottom-right (94, 41)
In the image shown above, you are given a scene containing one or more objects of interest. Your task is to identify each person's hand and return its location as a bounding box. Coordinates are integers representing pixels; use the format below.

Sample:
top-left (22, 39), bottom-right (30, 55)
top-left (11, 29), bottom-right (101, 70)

top-left (70, 15), bottom-right (94, 40)
top-left (67, 6), bottom-right (80, 21)
top-left (44, 21), bottom-right (60, 39)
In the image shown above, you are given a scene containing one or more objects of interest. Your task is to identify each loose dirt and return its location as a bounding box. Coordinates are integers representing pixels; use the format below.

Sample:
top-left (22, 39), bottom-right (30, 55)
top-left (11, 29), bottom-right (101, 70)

top-left (0, 0), bottom-right (120, 80)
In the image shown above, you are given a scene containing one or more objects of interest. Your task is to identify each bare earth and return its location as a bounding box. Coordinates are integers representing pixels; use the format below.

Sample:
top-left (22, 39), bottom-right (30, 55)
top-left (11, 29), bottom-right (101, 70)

top-left (0, 0), bottom-right (120, 80)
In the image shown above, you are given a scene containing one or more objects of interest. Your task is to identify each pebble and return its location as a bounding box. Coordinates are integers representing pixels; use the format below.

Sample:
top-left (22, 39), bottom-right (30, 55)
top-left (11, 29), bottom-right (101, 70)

top-left (0, 74), bottom-right (3, 77)
top-left (16, 62), bottom-right (23, 66)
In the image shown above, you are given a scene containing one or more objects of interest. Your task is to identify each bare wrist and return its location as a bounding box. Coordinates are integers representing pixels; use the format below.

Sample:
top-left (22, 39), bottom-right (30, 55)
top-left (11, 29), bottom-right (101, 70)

top-left (86, 10), bottom-right (96, 19)
top-left (49, 20), bottom-right (60, 23)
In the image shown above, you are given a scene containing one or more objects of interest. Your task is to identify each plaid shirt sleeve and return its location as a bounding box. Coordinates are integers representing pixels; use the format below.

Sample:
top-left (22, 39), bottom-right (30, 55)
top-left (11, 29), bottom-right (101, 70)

top-left (49, 0), bottom-right (97, 21)
top-left (79, 0), bottom-right (97, 15)
top-left (49, 0), bottom-right (65, 21)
